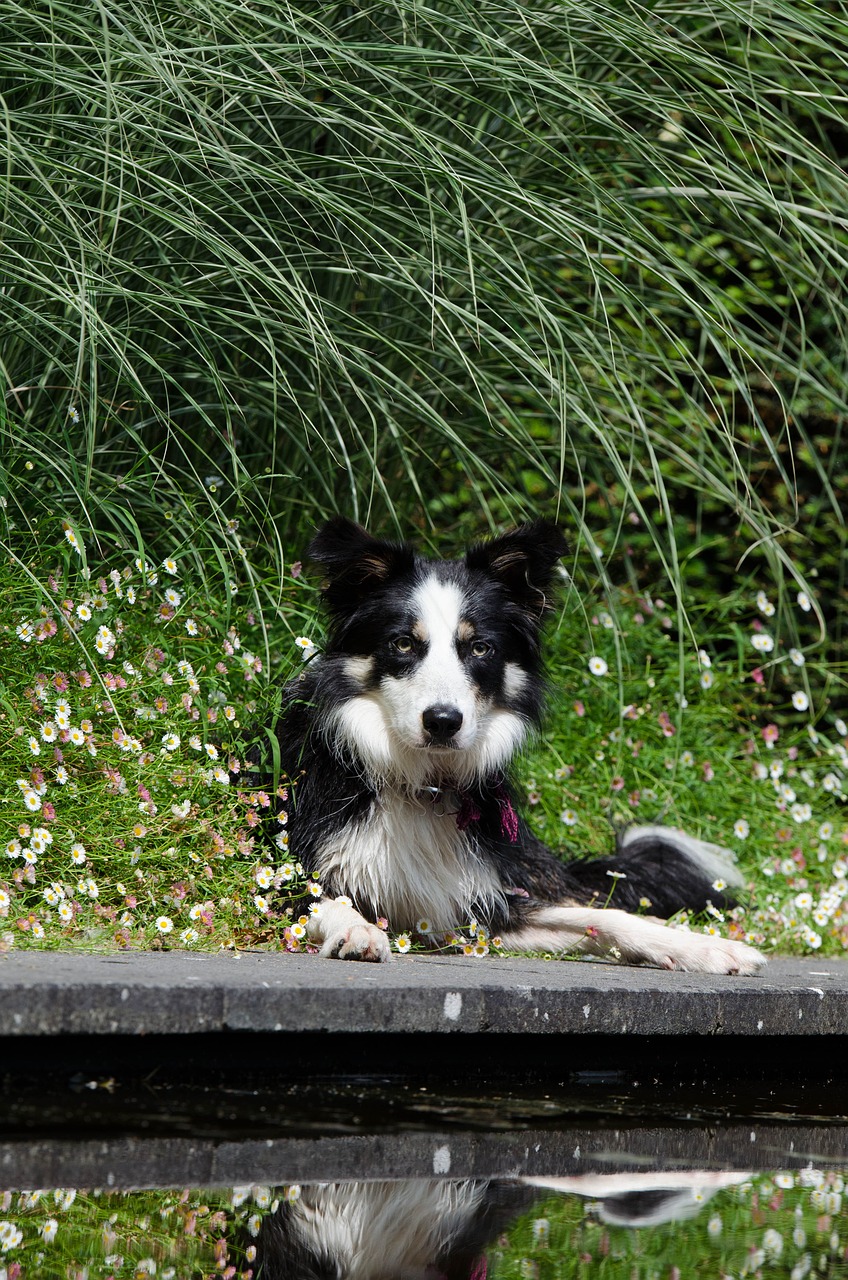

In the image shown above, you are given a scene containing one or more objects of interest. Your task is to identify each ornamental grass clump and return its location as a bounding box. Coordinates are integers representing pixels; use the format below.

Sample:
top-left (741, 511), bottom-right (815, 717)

top-left (3, 0), bottom-right (848, 603)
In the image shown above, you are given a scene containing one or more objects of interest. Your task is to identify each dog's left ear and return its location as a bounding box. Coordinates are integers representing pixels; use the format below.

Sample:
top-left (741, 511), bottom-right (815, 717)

top-left (466, 520), bottom-right (567, 616)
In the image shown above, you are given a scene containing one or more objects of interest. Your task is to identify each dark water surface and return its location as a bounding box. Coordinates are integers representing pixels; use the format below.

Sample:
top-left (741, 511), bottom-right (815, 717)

top-left (1, 1037), bottom-right (847, 1276)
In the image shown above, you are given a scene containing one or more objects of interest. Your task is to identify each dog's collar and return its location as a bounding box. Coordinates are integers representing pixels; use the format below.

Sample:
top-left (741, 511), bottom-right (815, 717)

top-left (416, 785), bottom-right (462, 817)
top-left (415, 780), bottom-right (519, 842)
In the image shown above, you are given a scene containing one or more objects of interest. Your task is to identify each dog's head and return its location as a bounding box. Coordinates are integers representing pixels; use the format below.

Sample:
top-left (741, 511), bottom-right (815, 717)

top-left (307, 517), bottom-right (567, 787)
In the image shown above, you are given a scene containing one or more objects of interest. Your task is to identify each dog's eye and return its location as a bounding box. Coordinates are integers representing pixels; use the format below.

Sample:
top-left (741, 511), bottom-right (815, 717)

top-left (470, 640), bottom-right (492, 658)
top-left (392, 635), bottom-right (414, 654)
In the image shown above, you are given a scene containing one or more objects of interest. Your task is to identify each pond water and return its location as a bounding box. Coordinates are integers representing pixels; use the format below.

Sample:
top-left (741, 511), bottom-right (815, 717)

top-left (2, 1058), bottom-right (847, 1278)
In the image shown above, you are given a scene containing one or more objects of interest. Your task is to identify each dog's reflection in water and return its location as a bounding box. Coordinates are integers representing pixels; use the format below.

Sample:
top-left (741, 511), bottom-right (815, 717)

top-left (251, 1172), bottom-right (749, 1278)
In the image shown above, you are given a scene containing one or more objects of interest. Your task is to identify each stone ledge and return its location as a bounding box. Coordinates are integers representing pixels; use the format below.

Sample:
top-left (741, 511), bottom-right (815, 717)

top-left (1, 950), bottom-right (846, 1037)
top-left (2, 1122), bottom-right (845, 1192)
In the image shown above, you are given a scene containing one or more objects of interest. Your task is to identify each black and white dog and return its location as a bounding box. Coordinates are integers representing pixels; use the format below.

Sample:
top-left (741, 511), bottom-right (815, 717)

top-left (268, 517), bottom-right (764, 975)
top-left (252, 1173), bottom-right (749, 1279)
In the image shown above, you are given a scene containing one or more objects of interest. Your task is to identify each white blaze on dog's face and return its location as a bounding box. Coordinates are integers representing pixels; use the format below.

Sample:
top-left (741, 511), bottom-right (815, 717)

top-left (385, 576), bottom-right (480, 751)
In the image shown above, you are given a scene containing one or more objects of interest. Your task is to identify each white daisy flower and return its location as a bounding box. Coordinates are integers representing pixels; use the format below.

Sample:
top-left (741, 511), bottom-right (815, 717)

top-left (63, 525), bottom-right (82, 555)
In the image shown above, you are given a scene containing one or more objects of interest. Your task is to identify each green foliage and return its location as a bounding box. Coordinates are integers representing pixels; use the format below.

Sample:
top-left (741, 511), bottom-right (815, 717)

top-left (0, 1184), bottom-right (260, 1276)
top-left (0, 524), bottom-right (319, 952)
top-left (2, 0), bottom-right (848, 607)
top-left (521, 578), bottom-right (848, 957)
top-left (493, 1171), bottom-right (846, 1280)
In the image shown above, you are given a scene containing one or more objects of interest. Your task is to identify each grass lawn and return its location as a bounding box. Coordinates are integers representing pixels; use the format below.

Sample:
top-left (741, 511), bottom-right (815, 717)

top-left (1, 519), bottom-right (846, 963)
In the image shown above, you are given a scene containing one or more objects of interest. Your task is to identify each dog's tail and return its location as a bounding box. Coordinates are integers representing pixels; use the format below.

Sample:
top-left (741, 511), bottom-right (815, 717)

top-left (566, 824), bottom-right (745, 918)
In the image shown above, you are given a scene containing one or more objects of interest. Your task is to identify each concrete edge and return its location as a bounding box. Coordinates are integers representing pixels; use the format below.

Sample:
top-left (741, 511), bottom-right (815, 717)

top-left (1, 951), bottom-right (847, 1037)
top-left (2, 1124), bottom-right (845, 1192)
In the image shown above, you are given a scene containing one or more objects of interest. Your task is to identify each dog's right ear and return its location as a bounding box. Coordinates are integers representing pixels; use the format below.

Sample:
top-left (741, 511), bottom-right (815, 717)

top-left (308, 517), bottom-right (415, 614)
top-left (466, 519), bottom-right (567, 618)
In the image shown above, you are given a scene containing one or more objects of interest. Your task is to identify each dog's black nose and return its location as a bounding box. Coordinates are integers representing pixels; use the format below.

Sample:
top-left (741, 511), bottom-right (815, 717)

top-left (422, 704), bottom-right (463, 742)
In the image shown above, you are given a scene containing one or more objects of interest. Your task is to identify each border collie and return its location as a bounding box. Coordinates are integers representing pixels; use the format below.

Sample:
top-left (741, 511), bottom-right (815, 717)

top-left (267, 517), bottom-right (764, 975)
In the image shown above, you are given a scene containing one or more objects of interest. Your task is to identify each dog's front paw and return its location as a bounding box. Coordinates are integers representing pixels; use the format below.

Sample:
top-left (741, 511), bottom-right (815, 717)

top-left (659, 932), bottom-right (766, 976)
top-left (319, 922), bottom-right (393, 962)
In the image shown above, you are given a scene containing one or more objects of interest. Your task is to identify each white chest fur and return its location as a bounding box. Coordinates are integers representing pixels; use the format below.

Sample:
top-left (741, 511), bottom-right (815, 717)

top-left (293, 1181), bottom-right (486, 1278)
top-left (313, 790), bottom-right (503, 932)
